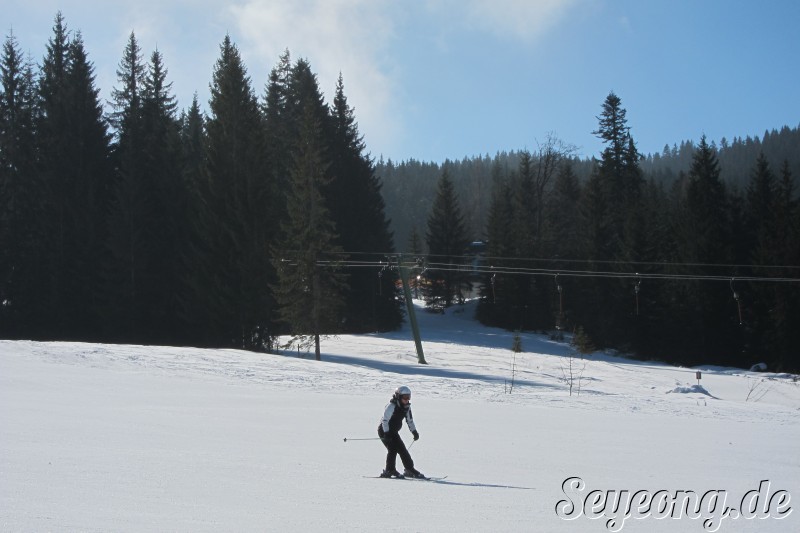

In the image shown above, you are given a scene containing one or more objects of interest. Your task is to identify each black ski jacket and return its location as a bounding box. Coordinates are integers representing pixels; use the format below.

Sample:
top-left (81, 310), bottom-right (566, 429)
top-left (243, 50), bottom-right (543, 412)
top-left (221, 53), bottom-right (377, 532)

top-left (378, 397), bottom-right (416, 435)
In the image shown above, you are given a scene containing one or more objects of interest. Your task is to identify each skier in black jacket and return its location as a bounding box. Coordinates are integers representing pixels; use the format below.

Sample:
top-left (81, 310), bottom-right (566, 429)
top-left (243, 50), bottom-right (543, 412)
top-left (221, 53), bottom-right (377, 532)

top-left (377, 385), bottom-right (425, 479)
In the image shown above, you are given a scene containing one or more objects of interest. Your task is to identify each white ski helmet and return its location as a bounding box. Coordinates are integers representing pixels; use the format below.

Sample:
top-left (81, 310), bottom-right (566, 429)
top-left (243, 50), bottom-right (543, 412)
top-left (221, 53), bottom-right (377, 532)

top-left (395, 385), bottom-right (412, 400)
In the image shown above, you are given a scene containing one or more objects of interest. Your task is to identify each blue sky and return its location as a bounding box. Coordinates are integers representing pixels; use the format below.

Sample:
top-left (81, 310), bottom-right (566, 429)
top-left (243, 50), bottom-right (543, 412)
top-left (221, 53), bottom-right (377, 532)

top-left (5, 0), bottom-right (799, 164)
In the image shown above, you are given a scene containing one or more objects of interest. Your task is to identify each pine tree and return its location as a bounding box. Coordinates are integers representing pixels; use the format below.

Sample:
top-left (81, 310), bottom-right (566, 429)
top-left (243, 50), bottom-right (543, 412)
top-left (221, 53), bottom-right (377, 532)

top-left (683, 137), bottom-right (730, 266)
top-left (513, 150), bottom-right (537, 259)
top-left (546, 161), bottom-right (582, 261)
top-left (675, 136), bottom-right (737, 365)
top-left (425, 168), bottom-right (469, 309)
top-left (770, 161), bottom-right (800, 370)
top-left (35, 14), bottom-right (112, 338)
top-left (576, 92), bottom-right (646, 348)
top-left (531, 134), bottom-right (574, 256)
top-left (633, 178), bottom-right (672, 356)
top-left (591, 91), bottom-right (644, 258)
top-left (176, 95), bottom-right (210, 342)
top-left (262, 49), bottom-right (292, 222)
top-left (744, 154), bottom-right (795, 370)
top-left (544, 161), bottom-right (583, 332)
top-left (272, 102), bottom-right (347, 360)
top-left (106, 32), bottom-right (150, 339)
top-left (286, 59), bottom-right (330, 146)
top-left (36, 12), bottom-right (72, 335)
top-left (510, 148), bottom-right (556, 330)
top-left (0, 31), bottom-right (42, 336)
top-left (477, 159), bottom-right (515, 326)
top-left (593, 92), bottom-right (629, 172)
top-left (138, 49), bottom-right (184, 342)
top-left (574, 171), bottom-right (614, 345)
top-left (328, 73), bottom-right (401, 332)
top-left (61, 32), bottom-right (113, 337)
top-left (204, 35), bottom-right (276, 350)
top-left (745, 153), bottom-right (777, 266)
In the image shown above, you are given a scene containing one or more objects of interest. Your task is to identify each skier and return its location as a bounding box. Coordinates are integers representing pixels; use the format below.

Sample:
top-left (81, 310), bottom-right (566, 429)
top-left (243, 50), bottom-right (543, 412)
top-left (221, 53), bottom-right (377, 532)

top-left (377, 385), bottom-right (425, 479)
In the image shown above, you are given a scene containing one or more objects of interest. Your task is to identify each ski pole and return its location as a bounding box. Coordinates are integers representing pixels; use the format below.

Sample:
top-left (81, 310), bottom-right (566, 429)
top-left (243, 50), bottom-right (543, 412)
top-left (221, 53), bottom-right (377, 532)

top-left (343, 437), bottom-right (381, 442)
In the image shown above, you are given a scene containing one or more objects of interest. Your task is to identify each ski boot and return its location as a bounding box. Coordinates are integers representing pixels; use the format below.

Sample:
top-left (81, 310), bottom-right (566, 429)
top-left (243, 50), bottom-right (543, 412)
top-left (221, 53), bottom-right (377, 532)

top-left (403, 468), bottom-right (426, 479)
top-left (380, 469), bottom-right (404, 479)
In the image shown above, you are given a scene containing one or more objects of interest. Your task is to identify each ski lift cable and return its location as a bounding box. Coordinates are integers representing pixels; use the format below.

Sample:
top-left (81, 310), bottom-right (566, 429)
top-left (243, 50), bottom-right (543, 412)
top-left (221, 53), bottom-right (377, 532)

top-left (301, 258), bottom-right (800, 284)
top-left (328, 249), bottom-right (800, 271)
top-left (282, 248), bottom-right (800, 272)
top-left (277, 252), bottom-right (800, 283)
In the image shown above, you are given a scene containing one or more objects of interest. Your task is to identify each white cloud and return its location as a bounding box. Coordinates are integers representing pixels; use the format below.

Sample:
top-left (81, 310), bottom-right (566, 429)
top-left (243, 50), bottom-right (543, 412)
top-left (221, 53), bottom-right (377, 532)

top-left (228, 0), bottom-right (398, 156)
top-left (224, 0), bottom-right (582, 159)
top-left (427, 0), bottom-right (581, 42)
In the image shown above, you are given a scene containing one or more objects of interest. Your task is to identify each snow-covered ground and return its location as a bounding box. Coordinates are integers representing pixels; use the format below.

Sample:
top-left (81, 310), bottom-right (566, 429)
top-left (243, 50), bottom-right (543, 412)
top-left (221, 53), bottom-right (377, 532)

top-left (2, 300), bottom-right (798, 532)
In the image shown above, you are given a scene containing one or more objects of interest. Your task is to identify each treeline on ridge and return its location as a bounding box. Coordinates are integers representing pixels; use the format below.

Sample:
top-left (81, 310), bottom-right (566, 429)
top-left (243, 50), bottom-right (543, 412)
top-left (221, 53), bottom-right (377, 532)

top-left (382, 97), bottom-right (800, 372)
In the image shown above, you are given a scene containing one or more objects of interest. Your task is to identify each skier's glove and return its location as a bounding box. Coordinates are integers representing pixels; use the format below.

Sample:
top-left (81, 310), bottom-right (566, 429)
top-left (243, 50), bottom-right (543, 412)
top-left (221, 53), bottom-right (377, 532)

top-left (412, 430), bottom-right (420, 441)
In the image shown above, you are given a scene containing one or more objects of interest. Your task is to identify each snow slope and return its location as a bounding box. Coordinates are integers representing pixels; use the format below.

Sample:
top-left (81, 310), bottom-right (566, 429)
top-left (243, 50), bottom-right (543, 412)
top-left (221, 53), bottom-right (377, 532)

top-left (2, 300), bottom-right (799, 532)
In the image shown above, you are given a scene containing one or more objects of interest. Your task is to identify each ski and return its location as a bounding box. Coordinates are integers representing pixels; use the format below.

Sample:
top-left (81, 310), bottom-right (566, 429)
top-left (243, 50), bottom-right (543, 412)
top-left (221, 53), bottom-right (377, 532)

top-left (364, 474), bottom-right (447, 481)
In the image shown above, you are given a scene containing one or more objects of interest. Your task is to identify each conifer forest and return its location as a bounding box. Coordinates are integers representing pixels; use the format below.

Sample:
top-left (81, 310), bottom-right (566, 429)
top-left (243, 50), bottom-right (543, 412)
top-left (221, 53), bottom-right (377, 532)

top-left (2, 14), bottom-right (799, 372)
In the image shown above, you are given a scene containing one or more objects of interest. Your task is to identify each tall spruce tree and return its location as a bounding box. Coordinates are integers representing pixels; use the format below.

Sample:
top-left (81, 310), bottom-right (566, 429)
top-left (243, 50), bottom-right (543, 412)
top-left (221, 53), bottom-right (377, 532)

top-left (591, 91), bottom-right (644, 257)
top-left (286, 59), bottom-right (331, 148)
top-left (477, 159), bottom-right (515, 326)
top-left (743, 154), bottom-right (797, 370)
top-left (513, 150), bottom-right (537, 259)
top-left (37, 15), bottom-right (111, 338)
top-left (770, 161), bottom-right (800, 370)
top-left (512, 148), bottom-right (558, 330)
top-left (531, 134), bottom-right (574, 256)
top-left (329, 73), bottom-right (400, 332)
top-left (578, 92), bottom-right (645, 347)
top-left (508, 152), bottom-right (542, 329)
top-left (0, 31), bottom-right (42, 336)
top-left (272, 102), bottom-right (347, 360)
top-left (546, 161), bottom-right (582, 261)
top-left (138, 49), bottom-right (184, 342)
top-left (543, 161), bottom-right (583, 332)
top-left (745, 153), bottom-right (778, 266)
top-left (682, 137), bottom-right (730, 266)
top-left (62, 32), bottom-right (112, 337)
top-left (36, 12), bottom-right (72, 335)
top-left (633, 178), bottom-right (672, 355)
top-left (106, 32), bottom-right (151, 340)
top-left (675, 136), bottom-right (738, 364)
top-left (204, 35), bottom-right (275, 350)
top-left (574, 169), bottom-right (614, 345)
top-left (262, 49), bottom-right (292, 224)
top-left (176, 95), bottom-right (210, 343)
top-left (425, 168), bottom-right (469, 309)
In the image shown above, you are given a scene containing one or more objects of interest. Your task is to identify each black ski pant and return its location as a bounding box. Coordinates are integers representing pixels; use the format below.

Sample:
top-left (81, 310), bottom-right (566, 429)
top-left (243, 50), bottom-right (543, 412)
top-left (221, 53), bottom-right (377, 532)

top-left (379, 430), bottom-right (414, 472)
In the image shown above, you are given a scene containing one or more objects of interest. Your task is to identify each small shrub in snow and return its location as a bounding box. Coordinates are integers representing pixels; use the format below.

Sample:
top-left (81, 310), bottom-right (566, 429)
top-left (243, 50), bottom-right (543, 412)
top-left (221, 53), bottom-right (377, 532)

top-left (745, 377), bottom-right (772, 402)
top-left (571, 326), bottom-right (595, 355)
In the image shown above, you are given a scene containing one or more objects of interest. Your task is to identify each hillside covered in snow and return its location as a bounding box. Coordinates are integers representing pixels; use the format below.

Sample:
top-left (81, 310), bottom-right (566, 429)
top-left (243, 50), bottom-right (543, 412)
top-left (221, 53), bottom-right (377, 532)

top-left (2, 300), bottom-right (798, 532)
